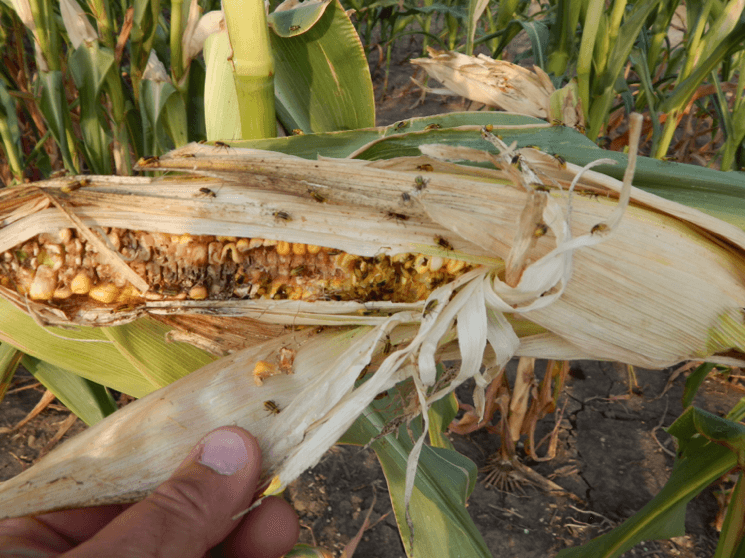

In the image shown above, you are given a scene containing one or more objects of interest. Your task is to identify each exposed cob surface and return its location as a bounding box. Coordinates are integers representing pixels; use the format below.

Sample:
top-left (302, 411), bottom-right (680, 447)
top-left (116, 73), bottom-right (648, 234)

top-left (1, 228), bottom-right (471, 307)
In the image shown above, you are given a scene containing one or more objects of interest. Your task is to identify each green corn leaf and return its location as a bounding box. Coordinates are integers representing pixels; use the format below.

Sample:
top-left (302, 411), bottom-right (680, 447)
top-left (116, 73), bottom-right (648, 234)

top-left (0, 342), bottom-right (22, 404)
top-left (714, 472), bottom-right (745, 558)
top-left (140, 78), bottom-right (181, 154)
top-left (101, 318), bottom-right (215, 390)
top-left (0, 299), bottom-right (183, 397)
top-left (340, 400), bottom-right (487, 558)
top-left (271, 0), bottom-right (375, 133)
top-left (682, 362), bottom-right (716, 408)
top-left (38, 71), bottom-right (77, 172)
top-left (69, 43), bottom-right (115, 175)
top-left (21, 354), bottom-right (117, 426)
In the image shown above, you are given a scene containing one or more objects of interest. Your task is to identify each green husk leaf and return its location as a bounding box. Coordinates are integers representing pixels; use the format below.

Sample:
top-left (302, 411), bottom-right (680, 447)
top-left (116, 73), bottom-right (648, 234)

top-left (21, 354), bottom-right (117, 426)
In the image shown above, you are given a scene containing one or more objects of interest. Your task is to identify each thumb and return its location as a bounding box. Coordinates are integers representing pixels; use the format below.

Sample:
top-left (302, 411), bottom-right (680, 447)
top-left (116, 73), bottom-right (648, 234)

top-left (67, 427), bottom-right (263, 558)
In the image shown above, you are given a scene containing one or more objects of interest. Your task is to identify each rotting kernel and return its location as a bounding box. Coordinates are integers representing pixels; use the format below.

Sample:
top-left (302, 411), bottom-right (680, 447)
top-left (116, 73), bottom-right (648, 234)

top-left (446, 259), bottom-right (466, 274)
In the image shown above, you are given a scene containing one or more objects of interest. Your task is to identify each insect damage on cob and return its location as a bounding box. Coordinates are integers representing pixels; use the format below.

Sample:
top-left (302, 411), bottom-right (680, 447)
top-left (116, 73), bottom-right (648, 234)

top-left (0, 225), bottom-right (472, 313)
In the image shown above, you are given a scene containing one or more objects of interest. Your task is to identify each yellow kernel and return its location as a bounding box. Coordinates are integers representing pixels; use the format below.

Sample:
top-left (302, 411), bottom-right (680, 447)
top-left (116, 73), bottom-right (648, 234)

top-left (276, 241), bottom-right (291, 256)
top-left (188, 285), bottom-right (208, 300)
top-left (446, 259), bottom-right (466, 274)
top-left (217, 236), bottom-right (236, 242)
top-left (253, 360), bottom-right (279, 386)
top-left (88, 283), bottom-right (120, 304)
top-left (179, 234), bottom-right (193, 245)
top-left (236, 238), bottom-right (250, 252)
top-left (70, 273), bottom-right (93, 295)
top-left (306, 244), bottom-right (322, 255)
top-left (337, 253), bottom-right (358, 271)
top-left (292, 243), bottom-right (307, 256)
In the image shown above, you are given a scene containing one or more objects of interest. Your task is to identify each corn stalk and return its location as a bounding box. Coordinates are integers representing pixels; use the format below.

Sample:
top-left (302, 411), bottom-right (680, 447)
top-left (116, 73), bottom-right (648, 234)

top-left (0, 116), bottom-right (744, 521)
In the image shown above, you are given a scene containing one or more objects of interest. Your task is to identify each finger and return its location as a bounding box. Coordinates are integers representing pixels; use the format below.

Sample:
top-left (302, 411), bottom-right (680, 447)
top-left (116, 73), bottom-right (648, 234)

top-left (0, 516), bottom-right (72, 556)
top-left (35, 505), bottom-right (127, 544)
top-left (66, 426), bottom-right (262, 558)
top-left (218, 496), bottom-right (299, 558)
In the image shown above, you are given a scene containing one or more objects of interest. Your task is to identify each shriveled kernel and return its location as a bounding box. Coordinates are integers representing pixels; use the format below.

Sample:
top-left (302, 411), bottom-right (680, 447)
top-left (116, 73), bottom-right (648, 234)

top-left (306, 244), bottom-right (322, 255)
top-left (188, 285), bottom-right (208, 300)
top-left (253, 360), bottom-right (280, 386)
top-left (179, 234), bottom-right (193, 245)
top-left (248, 238), bottom-right (264, 250)
top-left (70, 273), bottom-right (93, 295)
top-left (236, 238), bottom-right (251, 252)
top-left (292, 243), bottom-right (307, 256)
top-left (29, 267), bottom-right (57, 301)
top-left (276, 241), bottom-right (291, 256)
top-left (89, 283), bottom-right (120, 304)
top-left (221, 243), bottom-right (240, 263)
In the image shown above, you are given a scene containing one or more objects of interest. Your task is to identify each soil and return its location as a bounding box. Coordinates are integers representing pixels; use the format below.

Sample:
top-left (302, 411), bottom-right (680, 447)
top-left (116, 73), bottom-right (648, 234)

top-left (1, 33), bottom-right (744, 558)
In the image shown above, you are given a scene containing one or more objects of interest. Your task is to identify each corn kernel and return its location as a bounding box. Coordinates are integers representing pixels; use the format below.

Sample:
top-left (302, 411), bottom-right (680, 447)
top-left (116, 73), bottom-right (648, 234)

top-left (89, 283), bottom-right (120, 304)
top-left (188, 285), bottom-right (208, 300)
top-left (70, 273), bottom-right (93, 295)
top-left (276, 241), bottom-right (291, 256)
top-left (292, 243), bottom-right (307, 256)
top-left (306, 244), bottom-right (322, 255)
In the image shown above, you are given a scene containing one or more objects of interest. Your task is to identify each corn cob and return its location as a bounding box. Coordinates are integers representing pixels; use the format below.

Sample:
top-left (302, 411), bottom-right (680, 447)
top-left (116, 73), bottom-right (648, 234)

top-left (0, 119), bottom-right (744, 521)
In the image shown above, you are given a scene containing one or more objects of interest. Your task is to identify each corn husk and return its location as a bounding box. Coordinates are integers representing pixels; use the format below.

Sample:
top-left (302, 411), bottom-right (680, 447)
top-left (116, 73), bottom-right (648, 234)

top-left (0, 118), bottom-right (744, 519)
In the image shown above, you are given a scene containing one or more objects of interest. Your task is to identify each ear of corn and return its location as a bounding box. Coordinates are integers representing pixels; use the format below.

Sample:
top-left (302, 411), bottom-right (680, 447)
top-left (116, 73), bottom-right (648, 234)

top-left (0, 116), bottom-right (744, 519)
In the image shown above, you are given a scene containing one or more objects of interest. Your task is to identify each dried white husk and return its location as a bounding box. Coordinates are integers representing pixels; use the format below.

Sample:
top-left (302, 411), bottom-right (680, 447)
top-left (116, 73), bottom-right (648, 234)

top-left (1, 121), bottom-right (744, 520)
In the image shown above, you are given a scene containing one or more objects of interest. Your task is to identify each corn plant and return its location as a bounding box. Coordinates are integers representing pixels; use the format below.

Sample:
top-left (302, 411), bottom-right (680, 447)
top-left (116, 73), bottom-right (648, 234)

top-left (0, 111), bottom-right (744, 557)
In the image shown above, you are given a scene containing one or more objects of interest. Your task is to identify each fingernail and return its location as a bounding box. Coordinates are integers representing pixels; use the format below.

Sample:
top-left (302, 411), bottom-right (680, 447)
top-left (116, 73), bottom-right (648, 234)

top-left (199, 430), bottom-right (249, 475)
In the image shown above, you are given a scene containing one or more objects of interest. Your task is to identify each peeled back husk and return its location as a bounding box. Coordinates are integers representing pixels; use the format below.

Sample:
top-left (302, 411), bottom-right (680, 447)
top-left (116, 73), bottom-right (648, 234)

top-left (0, 122), bottom-right (744, 519)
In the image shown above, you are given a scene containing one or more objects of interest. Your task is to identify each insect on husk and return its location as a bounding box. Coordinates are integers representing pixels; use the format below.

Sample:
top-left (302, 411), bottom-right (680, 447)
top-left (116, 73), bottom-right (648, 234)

top-left (273, 210), bottom-right (292, 222)
top-left (552, 154), bottom-right (567, 169)
top-left (414, 175), bottom-right (428, 191)
top-left (394, 121), bottom-right (408, 131)
top-left (61, 178), bottom-right (91, 193)
top-left (423, 123), bottom-right (441, 131)
top-left (179, 153), bottom-right (196, 158)
top-left (510, 154), bottom-right (522, 169)
top-left (591, 223), bottom-right (609, 234)
top-left (401, 192), bottom-right (412, 203)
top-left (214, 141), bottom-right (230, 151)
top-left (533, 184), bottom-right (551, 193)
top-left (534, 223), bottom-right (549, 238)
top-left (483, 124), bottom-right (494, 132)
top-left (575, 123), bottom-right (587, 134)
top-left (139, 155), bottom-right (159, 165)
top-left (552, 118), bottom-right (564, 126)
top-left (423, 299), bottom-right (439, 318)
top-left (386, 211), bottom-right (409, 223)
top-left (416, 164), bottom-right (433, 172)
top-left (435, 235), bottom-right (454, 251)
top-left (308, 188), bottom-right (326, 203)
top-left (289, 24), bottom-right (300, 31)
top-left (264, 400), bottom-right (282, 415)
top-left (198, 187), bottom-right (216, 198)
top-left (383, 334), bottom-right (392, 355)
top-left (291, 129), bottom-right (304, 135)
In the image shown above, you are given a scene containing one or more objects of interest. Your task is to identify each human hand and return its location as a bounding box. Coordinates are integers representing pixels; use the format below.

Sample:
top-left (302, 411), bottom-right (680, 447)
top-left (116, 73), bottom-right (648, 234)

top-left (0, 426), bottom-right (299, 558)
